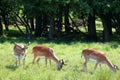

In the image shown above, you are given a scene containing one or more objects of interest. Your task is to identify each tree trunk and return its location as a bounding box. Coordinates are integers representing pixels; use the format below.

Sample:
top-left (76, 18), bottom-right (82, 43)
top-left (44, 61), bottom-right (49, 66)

top-left (0, 17), bottom-right (3, 36)
top-left (30, 18), bottom-right (34, 31)
top-left (2, 14), bottom-right (9, 31)
top-left (43, 13), bottom-right (47, 35)
top-left (114, 15), bottom-right (120, 34)
top-left (34, 14), bottom-right (43, 37)
top-left (64, 3), bottom-right (70, 33)
top-left (48, 16), bottom-right (55, 39)
top-left (101, 15), bottom-right (112, 42)
top-left (87, 13), bottom-right (97, 41)
top-left (57, 3), bottom-right (63, 39)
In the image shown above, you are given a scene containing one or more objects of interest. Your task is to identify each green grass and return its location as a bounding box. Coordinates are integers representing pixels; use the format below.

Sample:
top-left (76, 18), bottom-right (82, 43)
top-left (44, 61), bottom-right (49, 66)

top-left (0, 37), bottom-right (120, 80)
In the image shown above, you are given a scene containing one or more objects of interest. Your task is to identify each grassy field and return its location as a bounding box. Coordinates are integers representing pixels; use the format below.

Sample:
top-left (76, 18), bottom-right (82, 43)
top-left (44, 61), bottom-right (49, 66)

top-left (0, 37), bottom-right (120, 80)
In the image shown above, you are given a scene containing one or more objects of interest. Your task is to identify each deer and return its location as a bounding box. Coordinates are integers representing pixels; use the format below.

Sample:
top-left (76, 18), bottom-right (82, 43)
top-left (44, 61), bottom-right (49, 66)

top-left (13, 42), bottom-right (30, 66)
top-left (32, 45), bottom-right (65, 70)
top-left (81, 48), bottom-right (119, 73)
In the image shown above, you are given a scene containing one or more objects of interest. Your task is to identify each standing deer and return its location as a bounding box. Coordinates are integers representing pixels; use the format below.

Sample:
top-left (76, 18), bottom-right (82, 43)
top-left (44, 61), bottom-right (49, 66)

top-left (14, 42), bottom-right (30, 66)
top-left (32, 45), bottom-right (65, 70)
top-left (81, 48), bottom-right (119, 73)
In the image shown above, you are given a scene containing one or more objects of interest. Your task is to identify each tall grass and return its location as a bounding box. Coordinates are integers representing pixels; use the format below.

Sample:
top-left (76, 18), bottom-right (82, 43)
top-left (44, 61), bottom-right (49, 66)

top-left (0, 37), bottom-right (120, 80)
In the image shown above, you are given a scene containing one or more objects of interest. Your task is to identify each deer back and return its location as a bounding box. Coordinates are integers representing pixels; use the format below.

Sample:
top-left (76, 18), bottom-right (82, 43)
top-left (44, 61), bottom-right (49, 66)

top-left (82, 49), bottom-right (108, 63)
top-left (33, 46), bottom-right (54, 56)
top-left (14, 44), bottom-right (27, 55)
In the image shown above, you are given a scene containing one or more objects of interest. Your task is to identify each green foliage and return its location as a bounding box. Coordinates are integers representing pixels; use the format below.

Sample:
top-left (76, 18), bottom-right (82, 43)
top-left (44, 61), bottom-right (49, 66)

top-left (0, 37), bottom-right (120, 80)
top-left (94, 1), bottom-right (110, 15)
top-left (70, 0), bottom-right (91, 17)
top-left (22, 0), bottom-right (60, 18)
top-left (93, 0), bottom-right (120, 15)
top-left (111, 1), bottom-right (120, 14)
top-left (1, 0), bottom-right (120, 40)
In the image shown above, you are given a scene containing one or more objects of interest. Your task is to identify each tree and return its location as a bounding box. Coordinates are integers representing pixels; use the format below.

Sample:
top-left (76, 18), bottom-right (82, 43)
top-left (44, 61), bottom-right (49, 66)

top-left (1, 0), bottom-right (120, 42)
top-left (0, 17), bottom-right (3, 36)
top-left (94, 0), bottom-right (113, 42)
top-left (64, 3), bottom-right (70, 33)
top-left (87, 0), bottom-right (97, 41)
top-left (0, 1), bottom-right (3, 36)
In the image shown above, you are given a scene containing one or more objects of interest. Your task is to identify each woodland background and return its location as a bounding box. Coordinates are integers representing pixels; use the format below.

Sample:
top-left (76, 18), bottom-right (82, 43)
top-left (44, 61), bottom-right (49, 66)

top-left (0, 0), bottom-right (120, 42)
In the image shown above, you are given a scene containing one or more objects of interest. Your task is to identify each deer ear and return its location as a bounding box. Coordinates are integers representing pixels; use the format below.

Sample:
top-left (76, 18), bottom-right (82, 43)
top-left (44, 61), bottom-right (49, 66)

top-left (61, 59), bottom-right (64, 62)
top-left (26, 41), bottom-right (31, 46)
top-left (61, 59), bottom-right (67, 65)
top-left (114, 65), bottom-right (120, 70)
top-left (28, 41), bottom-right (31, 45)
top-left (115, 65), bottom-right (120, 70)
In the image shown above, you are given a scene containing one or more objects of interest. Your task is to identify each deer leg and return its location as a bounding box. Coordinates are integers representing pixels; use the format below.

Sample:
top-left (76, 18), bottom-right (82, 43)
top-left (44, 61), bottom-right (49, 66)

top-left (23, 58), bottom-right (25, 66)
top-left (32, 56), bottom-right (37, 67)
top-left (16, 59), bottom-right (18, 66)
top-left (45, 58), bottom-right (51, 67)
top-left (18, 56), bottom-right (20, 66)
top-left (99, 64), bottom-right (102, 70)
top-left (45, 58), bottom-right (47, 66)
top-left (93, 62), bottom-right (99, 73)
top-left (32, 56), bottom-right (37, 64)
top-left (16, 55), bottom-right (19, 66)
top-left (23, 55), bottom-right (26, 66)
top-left (49, 59), bottom-right (51, 66)
top-left (36, 58), bottom-right (40, 67)
top-left (83, 60), bottom-right (88, 72)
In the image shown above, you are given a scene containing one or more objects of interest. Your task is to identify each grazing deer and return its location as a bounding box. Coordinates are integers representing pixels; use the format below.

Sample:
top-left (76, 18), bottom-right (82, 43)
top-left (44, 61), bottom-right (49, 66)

top-left (14, 42), bottom-right (30, 66)
top-left (32, 45), bottom-right (65, 70)
top-left (81, 48), bottom-right (119, 73)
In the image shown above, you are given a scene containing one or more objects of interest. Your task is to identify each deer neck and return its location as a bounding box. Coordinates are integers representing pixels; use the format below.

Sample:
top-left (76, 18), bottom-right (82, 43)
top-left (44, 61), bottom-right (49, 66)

top-left (105, 59), bottom-right (114, 70)
top-left (51, 55), bottom-right (60, 64)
